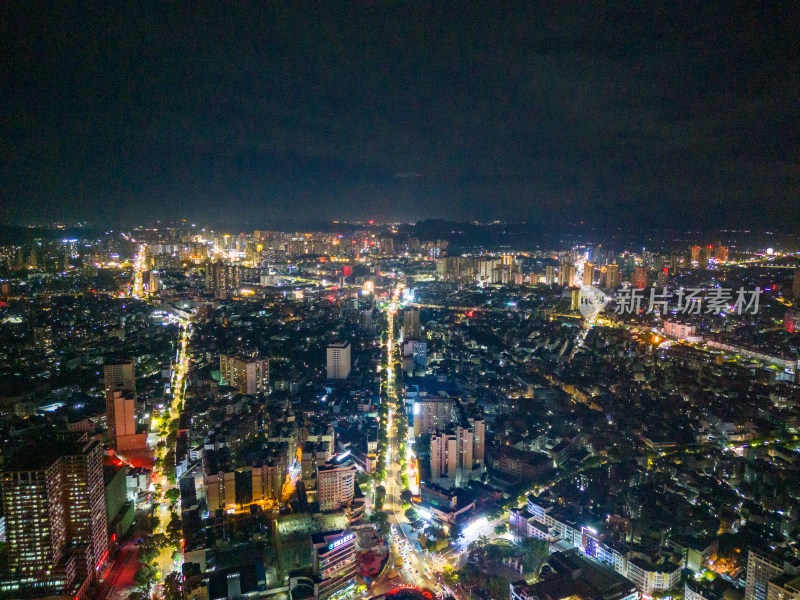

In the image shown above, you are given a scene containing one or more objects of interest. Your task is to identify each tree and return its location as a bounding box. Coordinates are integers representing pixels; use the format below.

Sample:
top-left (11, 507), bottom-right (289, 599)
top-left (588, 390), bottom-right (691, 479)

top-left (404, 507), bottom-right (418, 522)
top-left (520, 537), bottom-right (550, 577)
top-left (370, 511), bottom-right (390, 536)
top-left (165, 488), bottom-right (180, 504)
top-left (134, 565), bottom-right (153, 590)
top-left (166, 512), bottom-right (183, 544)
top-left (494, 523), bottom-right (508, 536)
top-left (374, 485), bottom-right (386, 510)
top-left (400, 489), bottom-right (413, 504)
top-left (163, 571), bottom-right (182, 600)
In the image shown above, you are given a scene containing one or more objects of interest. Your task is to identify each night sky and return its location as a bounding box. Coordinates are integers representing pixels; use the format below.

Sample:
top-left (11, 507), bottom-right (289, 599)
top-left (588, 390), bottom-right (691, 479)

top-left (1, 3), bottom-right (798, 230)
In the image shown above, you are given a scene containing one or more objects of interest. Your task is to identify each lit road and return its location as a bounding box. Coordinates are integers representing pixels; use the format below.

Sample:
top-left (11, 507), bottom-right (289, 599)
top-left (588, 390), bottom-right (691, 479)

top-left (96, 543), bottom-right (140, 600)
top-left (150, 316), bottom-right (192, 585)
top-left (371, 285), bottom-right (445, 597)
top-left (131, 245), bottom-right (146, 298)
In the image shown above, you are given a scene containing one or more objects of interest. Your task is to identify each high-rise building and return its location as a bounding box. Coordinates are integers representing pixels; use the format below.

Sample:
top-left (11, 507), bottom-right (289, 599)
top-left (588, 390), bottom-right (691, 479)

top-left (206, 261), bottom-right (241, 292)
top-left (103, 360), bottom-right (135, 395)
top-left (107, 390), bottom-right (137, 449)
top-left (413, 396), bottom-right (457, 437)
top-left (558, 261), bottom-right (576, 287)
top-left (401, 340), bottom-right (427, 374)
top-left (698, 246), bottom-right (712, 269)
top-left (326, 342), bottom-right (351, 380)
top-left (316, 458), bottom-right (357, 512)
top-left (219, 354), bottom-right (269, 395)
top-left (312, 530), bottom-right (357, 600)
top-left (104, 360), bottom-right (135, 444)
top-left (746, 550), bottom-right (788, 600)
top-left (792, 269), bottom-right (800, 299)
top-left (583, 262), bottom-right (594, 286)
top-left (0, 434), bottom-right (108, 598)
top-left (545, 265), bottom-right (557, 285)
top-left (379, 237), bottom-right (394, 255)
top-left (402, 307), bottom-right (421, 340)
top-left (604, 264), bottom-right (621, 289)
top-left (429, 420), bottom-right (486, 489)
top-left (767, 574), bottom-right (800, 600)
top-left (32, 326), bottom-right (53, 352)
top-left (632, 266), bottom-right (648, 289)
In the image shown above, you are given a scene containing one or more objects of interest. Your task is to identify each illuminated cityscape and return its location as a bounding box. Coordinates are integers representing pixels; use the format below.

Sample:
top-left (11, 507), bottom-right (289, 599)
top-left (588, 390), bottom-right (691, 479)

top-left (1, 4), bottom-right (800, 600)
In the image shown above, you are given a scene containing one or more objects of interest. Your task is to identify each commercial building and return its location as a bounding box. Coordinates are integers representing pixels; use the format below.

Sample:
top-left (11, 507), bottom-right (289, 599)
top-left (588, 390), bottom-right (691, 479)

top-left (312, 530), bottom-right (357, 600)
top-left (220, 354), bottom-right (269, 395)
top-left (316, 457), bottom-right (363, 523)
top-left (0, 435), bottom-right (108, 599)
top-left (326, 342), bottom-right (351, 381)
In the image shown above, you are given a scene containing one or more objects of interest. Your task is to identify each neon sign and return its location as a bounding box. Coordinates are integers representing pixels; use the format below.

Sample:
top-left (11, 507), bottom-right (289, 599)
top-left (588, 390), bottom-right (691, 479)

top-left (328, 533), bottom-right (354, 551)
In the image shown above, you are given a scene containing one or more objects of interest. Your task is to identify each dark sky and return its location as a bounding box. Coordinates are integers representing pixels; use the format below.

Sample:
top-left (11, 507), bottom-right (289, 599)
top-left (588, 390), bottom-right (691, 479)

top-left (1, 3), bottom-right (799, 230)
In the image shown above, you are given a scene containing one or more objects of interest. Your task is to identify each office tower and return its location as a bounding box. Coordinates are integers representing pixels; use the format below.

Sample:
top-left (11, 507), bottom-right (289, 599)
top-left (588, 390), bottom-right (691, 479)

top-left (326, 342), bottom-right (351, 380)
top-left (604, 264), bottom-right (621, 289)
top-left (633, 266), bottom-right (648, 289)
top-left (1, 435), bottom-right (108, 596)
top-left (402, 307), bottom-right (421, 340)
top-left (583, 262), bottom-right (594, 286)
top-left (715, 245), bottom-right (730, 261)
top-left (312, 530), bottom-right (357, 600)
top-left (746, 550), bottom-right (787, 600)
top-left (412, 396), bottom-right (457, 437)
top-left (316, 458), bottom-right (357, 511)
top-left (792, 270), bottom-right (800, 299)
top-left (545, 265), bottom-right (556, 285)
top-left (219, 354), bottom-right (270, 395)
top-left (104, 360), bottom-right (135, 444)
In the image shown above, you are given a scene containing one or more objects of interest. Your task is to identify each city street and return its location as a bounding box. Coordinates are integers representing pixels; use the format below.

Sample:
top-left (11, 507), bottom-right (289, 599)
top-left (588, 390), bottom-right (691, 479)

top-left (95, 544), bottom-right (140, 600)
